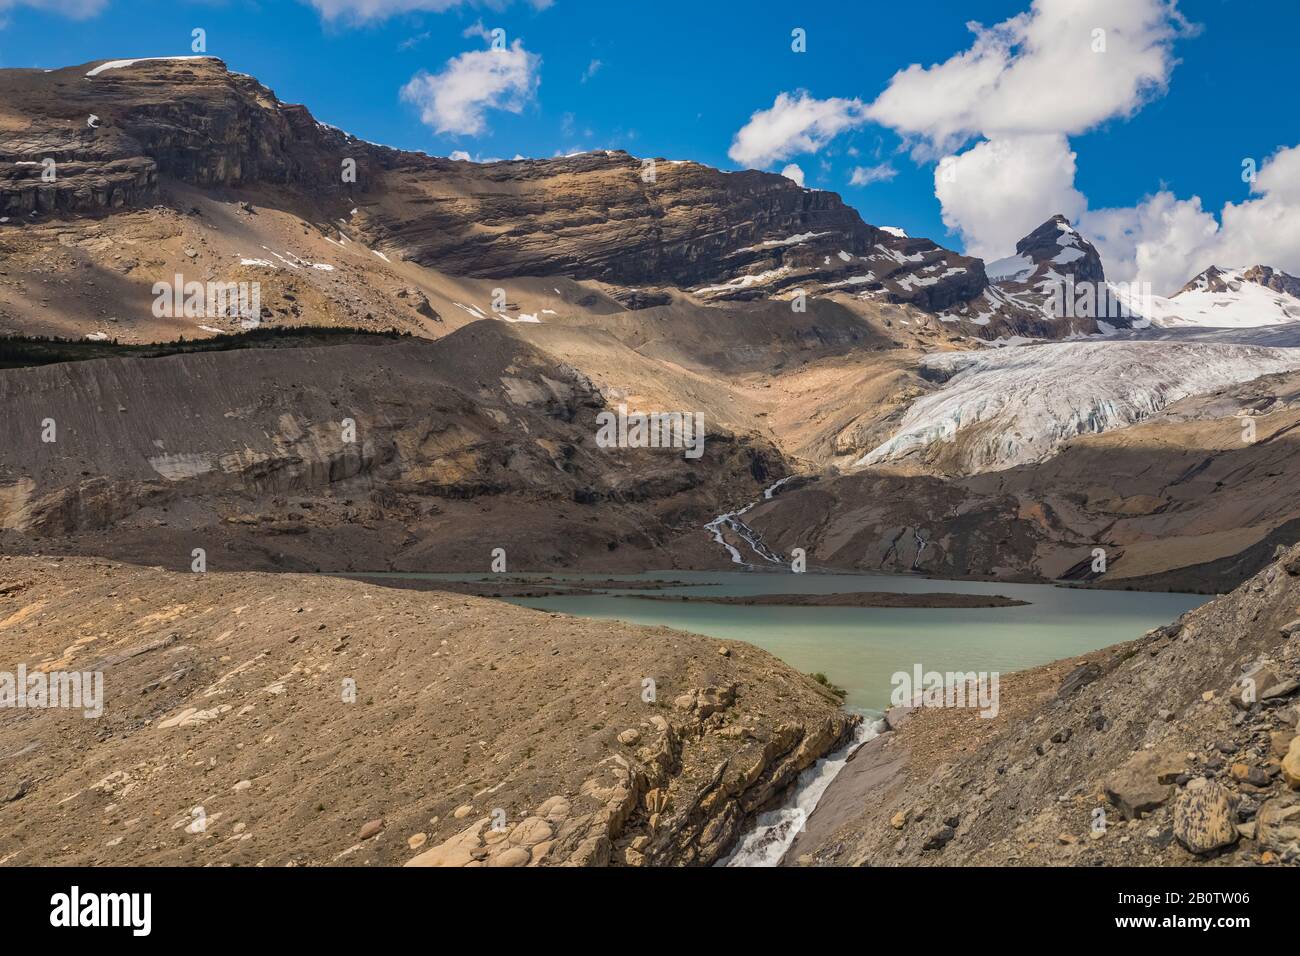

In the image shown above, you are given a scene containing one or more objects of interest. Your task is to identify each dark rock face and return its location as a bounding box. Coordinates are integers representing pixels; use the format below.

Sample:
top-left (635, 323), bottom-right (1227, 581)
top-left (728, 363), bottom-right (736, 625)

top-left (1245, 265), bottom-right (1300, 298)
top-left (0, 57), bottom-right (395, 218)
top-left (365, 149), bottom-right (991, 315)
top-left (960, 214), bottom-right (1135, 339)
top-left (1057, 662), bottom-right (1103, 699)
top-left (1014, 214), bottom-right (1106, 285)
top-left (0, 127), bottom-right (156, 216)
top-left (369, 152), bottom-right (884, 288)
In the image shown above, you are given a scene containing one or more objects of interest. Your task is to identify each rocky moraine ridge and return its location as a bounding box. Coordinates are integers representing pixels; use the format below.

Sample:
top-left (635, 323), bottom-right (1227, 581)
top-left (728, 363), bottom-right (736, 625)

top-left (791, 543), bottom-right (1300, 867)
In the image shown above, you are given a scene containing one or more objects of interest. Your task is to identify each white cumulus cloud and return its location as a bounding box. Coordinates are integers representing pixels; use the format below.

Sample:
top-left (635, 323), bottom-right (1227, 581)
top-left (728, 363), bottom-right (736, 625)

top-left (1082, 145), bottom-right (1300, 295)
top-left (849, 163), bottom-right (897, 186)
top-left (780, 164), bottom-right (805, 187)
top-left (935, 134), bottom-right (1085, 260)
top-left (401, 39), bottom-right (540, 136)
top-left (859, 0), bottom-right (1267, 286)
top-left (867, 0), bottom-right (1188, 156)
top-left (728, 91), bottom-right (867, 168)
top-left (306, 0), bottom-right (552, 23)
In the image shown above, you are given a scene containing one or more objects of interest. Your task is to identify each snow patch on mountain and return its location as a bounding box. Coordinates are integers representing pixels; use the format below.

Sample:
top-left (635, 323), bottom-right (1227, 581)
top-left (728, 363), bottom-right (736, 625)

top-left (858, 341), bottom-right (1300, 473)
top-left (985, 254), bottom-right (1034, 282)
top-left (1116, 267), bottom-right (1300, 329)
top-left (86, 56), bottom-right (218, 78)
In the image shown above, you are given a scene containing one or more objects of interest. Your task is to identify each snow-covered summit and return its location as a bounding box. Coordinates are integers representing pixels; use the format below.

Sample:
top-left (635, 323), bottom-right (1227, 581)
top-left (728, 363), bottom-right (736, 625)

top-left (1117, 264), bottom-right (1300, 329)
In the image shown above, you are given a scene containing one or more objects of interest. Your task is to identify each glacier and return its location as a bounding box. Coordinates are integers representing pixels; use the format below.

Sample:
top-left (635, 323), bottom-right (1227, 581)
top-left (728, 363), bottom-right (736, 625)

top-left (858, 340), bottom-right (1300, 474)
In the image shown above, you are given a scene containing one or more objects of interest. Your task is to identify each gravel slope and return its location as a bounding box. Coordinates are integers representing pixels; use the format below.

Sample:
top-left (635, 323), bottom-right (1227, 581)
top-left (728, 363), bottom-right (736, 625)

top-left (0, 555), bottom-right (853, 866)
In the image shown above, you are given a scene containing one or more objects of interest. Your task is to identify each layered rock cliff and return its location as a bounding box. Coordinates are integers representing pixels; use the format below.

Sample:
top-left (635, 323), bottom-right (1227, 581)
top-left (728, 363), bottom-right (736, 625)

top-left (0, 57), bottom-right (1013, 334)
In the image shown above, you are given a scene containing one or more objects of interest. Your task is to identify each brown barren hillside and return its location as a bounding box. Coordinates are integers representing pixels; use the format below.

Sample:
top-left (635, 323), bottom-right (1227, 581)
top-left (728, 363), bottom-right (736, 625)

top-left (0, 555), bottom-right (854, 866)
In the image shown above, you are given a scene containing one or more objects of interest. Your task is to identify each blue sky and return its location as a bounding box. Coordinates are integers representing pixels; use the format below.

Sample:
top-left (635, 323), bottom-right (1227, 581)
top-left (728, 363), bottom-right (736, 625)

top-left (1, 0), bottom-right (1296, 289)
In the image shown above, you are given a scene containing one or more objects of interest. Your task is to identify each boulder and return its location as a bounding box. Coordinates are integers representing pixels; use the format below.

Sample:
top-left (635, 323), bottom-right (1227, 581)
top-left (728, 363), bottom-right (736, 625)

top-left (1173, 778), bottom-right (1238, 854)
top-left (1057, 662), bottom-right (1102, 699)
top-left (695, 684), bottom-right (737, 718)
top-left (1270, 730), bottom-right (1296, 758)
top-left (922, 826), bottom-right (955, 851)
top-left (1230, 663), bottom-right (1282, 709)
top-left (1255, 797), bottom-right (1300, 861)
top-left (1283, 736), bottom-right (1300, 789)
top-left (1263, 679), bottom-right (1299, 701)
top-left (1104, 751), bottom-right (1180, 819)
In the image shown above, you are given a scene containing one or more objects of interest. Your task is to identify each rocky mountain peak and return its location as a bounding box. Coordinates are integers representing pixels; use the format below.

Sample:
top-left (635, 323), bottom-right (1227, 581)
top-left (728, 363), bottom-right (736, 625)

top-left (1012, 214), bottom-right (1106, 285)
top-left (0, 56), bottom-right (999, 321)
top-left (955, 214), bottom-right (1129, 338)
top-left (0, 56), bottom-right (399, 217)
top-left (1178, 264), bottom-right (1300, 299)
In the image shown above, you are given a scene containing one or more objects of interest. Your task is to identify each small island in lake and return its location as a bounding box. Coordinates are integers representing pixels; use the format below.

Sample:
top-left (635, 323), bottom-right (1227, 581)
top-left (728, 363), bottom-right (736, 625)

top-left (624, 591), bottom-right (1030, 608)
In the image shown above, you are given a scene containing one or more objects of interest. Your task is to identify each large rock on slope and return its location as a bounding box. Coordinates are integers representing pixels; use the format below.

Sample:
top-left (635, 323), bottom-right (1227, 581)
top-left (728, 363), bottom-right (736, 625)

top-left (1173, 778), bottom-right (1238, 855)
top-left (1255, 796), bottom-right (1300, 861)
top-left (1104, 750), bottom-right (1179, 820)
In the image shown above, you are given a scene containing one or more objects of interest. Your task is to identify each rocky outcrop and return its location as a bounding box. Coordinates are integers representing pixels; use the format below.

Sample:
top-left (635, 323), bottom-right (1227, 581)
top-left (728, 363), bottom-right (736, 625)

top-left (373, 152), bottom-right (880, 287)
top-left (1179, 264), bottom-right (1300, 300)
top-left (405, 694), bottom-right (857, 867)
top-left (0, 127), bottom-right (156, 216)
top-left (1012, 214), bottom-right (1106, 286)
top-left (0, 57), bottom-right (396, 218)
top-left (1104, 750), bottom-right (1181, 820)
top-left (1255, 796), bottom-right (1300, 859)
top-left (946, 214), bottom-right (1134, 338)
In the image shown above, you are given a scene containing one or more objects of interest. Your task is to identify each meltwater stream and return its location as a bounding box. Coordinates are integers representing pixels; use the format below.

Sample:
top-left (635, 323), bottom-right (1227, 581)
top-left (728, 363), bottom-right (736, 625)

top-left (718, 718), bottom-right (882, 867)
top-left (703, 475), bottom-right (796, 566)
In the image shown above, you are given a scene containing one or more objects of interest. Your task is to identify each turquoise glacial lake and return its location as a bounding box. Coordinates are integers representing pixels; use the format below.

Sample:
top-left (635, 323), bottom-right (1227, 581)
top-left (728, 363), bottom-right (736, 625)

top-left (360, 570), bottom-right (1208, 713)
